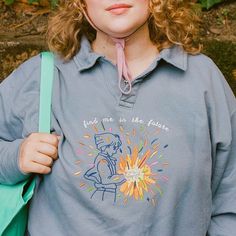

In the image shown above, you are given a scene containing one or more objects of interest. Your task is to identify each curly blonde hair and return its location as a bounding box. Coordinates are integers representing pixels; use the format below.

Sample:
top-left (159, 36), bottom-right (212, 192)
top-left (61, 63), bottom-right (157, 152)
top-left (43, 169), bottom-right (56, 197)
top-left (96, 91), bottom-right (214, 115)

top-left (47, 0), bottom-right (202, 60)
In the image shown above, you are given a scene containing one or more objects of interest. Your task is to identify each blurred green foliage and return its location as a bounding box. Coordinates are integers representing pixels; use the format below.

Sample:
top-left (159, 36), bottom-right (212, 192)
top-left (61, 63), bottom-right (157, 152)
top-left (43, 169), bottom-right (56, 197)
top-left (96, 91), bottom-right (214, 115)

top-left (198, 0), bottom-right (225, 9)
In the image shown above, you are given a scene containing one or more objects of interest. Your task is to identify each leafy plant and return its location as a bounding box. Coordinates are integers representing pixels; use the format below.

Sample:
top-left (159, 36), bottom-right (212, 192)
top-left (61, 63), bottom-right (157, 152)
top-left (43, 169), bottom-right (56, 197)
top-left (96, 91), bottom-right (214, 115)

top-left (198, 0), bottom-right (224, 9)
top-left (50, 0), bottom-right (57, 7)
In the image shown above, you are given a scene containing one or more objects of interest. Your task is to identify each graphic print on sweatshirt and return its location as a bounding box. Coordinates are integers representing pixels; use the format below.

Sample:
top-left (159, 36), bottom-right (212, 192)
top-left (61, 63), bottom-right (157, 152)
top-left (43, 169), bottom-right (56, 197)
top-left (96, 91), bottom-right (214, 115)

top-left (74, 116), bottom-right (170, 206)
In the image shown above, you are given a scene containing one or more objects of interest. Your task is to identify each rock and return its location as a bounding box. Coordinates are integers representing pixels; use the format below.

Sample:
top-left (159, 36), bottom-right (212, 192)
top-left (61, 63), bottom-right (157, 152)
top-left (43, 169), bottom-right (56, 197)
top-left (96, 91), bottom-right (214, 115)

top-left (209, 26), bottom-right (222, 35)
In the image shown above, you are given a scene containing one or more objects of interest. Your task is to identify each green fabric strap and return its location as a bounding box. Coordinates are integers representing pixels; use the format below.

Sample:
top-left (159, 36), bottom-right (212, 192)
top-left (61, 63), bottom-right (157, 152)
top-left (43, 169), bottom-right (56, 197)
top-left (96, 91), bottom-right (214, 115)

top-left (39, 52), bottom-right (54, 133)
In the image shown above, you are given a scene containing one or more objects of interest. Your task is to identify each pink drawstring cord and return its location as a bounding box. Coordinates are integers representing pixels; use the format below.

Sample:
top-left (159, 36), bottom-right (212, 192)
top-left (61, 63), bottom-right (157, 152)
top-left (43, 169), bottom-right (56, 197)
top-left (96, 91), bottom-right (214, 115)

top-left (78, 3), bottom-right (133, 94)
top-left (112, 38), bottom-right (132, 94)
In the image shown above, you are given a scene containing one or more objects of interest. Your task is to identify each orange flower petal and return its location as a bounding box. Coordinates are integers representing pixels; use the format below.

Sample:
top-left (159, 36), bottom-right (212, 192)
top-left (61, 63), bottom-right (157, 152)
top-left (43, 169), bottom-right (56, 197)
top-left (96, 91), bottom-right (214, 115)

top-left (131, 146), bottom-right (139, 166)
top-left (129, 184), bottom-right (134, 196)
top-left (120, 182), bottom-right (128, 193)
top-left (134, 187), bottom-right (139, 200)
top-left (146, 177), bottom-right (156, 184)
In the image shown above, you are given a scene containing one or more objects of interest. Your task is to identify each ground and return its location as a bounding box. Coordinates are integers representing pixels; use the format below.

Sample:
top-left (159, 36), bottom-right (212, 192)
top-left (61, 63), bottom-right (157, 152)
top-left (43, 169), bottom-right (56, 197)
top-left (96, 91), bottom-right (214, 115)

top-left (0, 0), bottom-right (235, 94)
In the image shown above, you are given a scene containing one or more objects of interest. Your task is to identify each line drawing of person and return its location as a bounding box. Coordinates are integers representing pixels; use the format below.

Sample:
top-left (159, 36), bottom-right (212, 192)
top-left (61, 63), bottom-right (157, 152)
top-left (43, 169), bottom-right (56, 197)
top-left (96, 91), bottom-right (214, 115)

top-left (84, 132), bottom-right (126, 202)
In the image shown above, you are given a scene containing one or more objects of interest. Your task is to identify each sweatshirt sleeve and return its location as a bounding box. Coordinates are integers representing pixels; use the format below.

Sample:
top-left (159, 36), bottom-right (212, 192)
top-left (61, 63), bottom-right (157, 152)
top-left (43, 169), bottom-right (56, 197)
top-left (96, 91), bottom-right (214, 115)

top-left (206, 60), bottom-right (236, 235)
top-left (0, 55), bottom-right (41, 185)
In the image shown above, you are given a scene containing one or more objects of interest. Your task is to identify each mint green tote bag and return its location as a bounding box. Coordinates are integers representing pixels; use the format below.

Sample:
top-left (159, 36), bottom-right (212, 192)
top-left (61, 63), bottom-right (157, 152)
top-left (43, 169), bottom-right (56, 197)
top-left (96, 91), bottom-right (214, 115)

top-left (0, 52), bottom-right (54, 236)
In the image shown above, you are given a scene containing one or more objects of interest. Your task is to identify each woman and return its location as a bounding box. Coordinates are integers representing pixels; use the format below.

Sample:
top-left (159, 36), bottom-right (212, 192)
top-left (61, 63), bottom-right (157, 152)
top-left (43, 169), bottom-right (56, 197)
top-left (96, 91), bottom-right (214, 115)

top-left (84, 132), bottom-right (125, 203)
top-left (0, 0), bottom-right (235, 235)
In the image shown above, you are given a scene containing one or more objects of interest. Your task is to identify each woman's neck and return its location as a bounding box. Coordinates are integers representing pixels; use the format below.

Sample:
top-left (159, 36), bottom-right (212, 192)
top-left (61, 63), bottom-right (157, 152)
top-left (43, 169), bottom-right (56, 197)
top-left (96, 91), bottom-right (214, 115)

top-left (92, 23), bottom-right (159, 78)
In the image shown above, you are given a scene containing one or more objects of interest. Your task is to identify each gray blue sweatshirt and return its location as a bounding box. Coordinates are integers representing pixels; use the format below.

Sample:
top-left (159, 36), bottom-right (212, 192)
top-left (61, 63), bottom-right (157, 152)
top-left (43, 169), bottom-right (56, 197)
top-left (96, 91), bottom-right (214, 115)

top-left (0, 36), bottom-right (236, 236)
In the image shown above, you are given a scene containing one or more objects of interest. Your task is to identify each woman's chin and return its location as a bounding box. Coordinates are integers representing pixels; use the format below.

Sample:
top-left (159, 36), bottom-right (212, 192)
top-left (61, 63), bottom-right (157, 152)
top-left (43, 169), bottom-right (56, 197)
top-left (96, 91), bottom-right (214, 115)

top-left (101, 19), bottom-right (148, 39)
top-left (104, 28), bottom-right (139, 39)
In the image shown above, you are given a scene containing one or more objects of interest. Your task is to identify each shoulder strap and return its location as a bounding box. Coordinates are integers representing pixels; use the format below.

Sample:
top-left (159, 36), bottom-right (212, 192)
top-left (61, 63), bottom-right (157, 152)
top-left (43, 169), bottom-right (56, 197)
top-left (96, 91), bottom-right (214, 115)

top-left (39, 52), bottom-right (54, 133)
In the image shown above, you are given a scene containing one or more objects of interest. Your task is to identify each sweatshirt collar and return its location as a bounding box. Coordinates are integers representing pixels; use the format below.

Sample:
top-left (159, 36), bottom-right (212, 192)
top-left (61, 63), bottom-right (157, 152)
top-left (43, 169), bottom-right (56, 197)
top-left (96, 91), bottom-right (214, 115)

top-left (74, 36), bottom-right (188, 72)
top-left (73, 36), bottom-right (103, 71)
top-left (159, 45), bottom-right (188, 71)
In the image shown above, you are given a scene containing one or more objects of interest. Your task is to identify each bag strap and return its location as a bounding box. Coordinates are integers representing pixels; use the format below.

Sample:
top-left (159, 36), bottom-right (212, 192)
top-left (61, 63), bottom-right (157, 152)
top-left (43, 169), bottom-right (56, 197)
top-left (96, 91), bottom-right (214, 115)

top-left (39, 52), bottom-right (54, 133)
